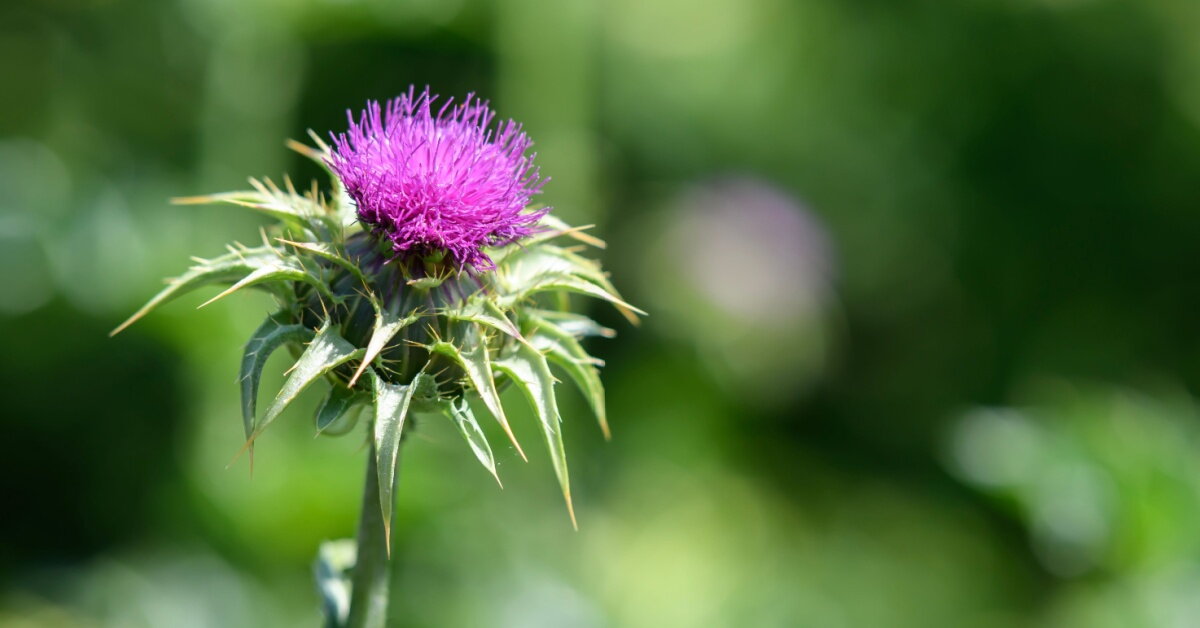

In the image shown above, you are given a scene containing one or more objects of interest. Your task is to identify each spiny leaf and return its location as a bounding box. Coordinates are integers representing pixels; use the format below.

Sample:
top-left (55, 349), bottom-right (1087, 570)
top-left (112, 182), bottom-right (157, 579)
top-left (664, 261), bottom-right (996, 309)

top-left (490, 215), bottom-right (606, 265)
top-left (446, 297), bottom-right (527, 345)
top-left (540, 245), bottom-right (612, 287)
top-left (315, 384), bottom-right (366, 436)
top-left (286, 133), bottom-right (354, 228)
top-left (497, 244), bottom-right (580, 284)
top-left (515, 273), bottom-right (644, 319)
top-left (240, 312), bottom-right (314, 461)
top-left (530, 316), bottom-right (610, 440)
top-left (333, 183), bottom-right (357, 228)
top-left (498, 245), bottom-right (644, 324)
top-left (430, 322), bottom-right (526, 460)
top-left (527, 309), bottom-right (616, 339)
top-left (373, 371), bottom-right (430, 550)
top-left (493, 343), bottom-right (577, 529)
top-left (442, 398), bottom-right (501, 485)
top-left (547, 246), bottom-right (643, 325)
top-left (197, 257), bottom-right (332, 309)
top-left (349, 299), bottom-right (421, 388)
top-left (278, 238), bottom-right (368, 286)
top-left (111, 246), bottom-right (281, 336)
top-left (245, 322), bottom-right (363, 448)
top-left (174, 177), bottom-right (328, 234)
top-left (285, 136), bottom-right (329, 168)
top-left (171, 191), bottom-right (261, 207)
top-left (249, 176), bottom-right (327, 221)
top-left (406, 270), bottom-right (451, 289)
top-left (539, 214), bottom-right (607, 249)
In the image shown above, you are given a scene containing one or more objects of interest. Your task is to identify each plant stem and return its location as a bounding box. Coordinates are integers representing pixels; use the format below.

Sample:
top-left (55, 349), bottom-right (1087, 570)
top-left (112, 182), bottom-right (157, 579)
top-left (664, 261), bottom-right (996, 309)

top-left (346, 440), bottom-right (396, 628)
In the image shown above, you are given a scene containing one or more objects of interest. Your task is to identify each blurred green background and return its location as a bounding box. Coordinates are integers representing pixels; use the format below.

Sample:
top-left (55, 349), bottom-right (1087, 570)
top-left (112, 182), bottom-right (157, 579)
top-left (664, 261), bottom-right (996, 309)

top-left (4, 0), bottom-right (1200, 626)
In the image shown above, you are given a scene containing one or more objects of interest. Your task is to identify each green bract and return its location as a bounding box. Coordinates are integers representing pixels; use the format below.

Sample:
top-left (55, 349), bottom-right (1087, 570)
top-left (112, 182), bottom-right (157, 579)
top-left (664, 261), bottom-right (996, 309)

top-left (113, 134), bottom-right (642, 531)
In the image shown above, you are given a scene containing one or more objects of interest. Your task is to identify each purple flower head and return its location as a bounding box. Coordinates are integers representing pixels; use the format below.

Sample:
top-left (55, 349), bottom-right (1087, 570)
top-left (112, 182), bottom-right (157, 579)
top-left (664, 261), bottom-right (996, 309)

top-left (328, 86), bottom-right (548, 270)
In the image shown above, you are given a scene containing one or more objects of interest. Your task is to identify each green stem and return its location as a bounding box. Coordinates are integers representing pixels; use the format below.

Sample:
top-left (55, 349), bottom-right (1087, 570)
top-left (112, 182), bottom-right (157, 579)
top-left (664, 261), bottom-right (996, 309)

top-left (346, 440), bottom-right (396, 628)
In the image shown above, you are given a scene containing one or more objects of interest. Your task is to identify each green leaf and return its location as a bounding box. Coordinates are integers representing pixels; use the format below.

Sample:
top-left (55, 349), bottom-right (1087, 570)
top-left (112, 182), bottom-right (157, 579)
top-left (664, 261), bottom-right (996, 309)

top-left (406, 275), bottom-right (448, 290)
top-left (197, 256), bottom-right (332, 309)
top-left (110, 245), bottom-right (280, 336)
top-left (544, 247), bottom-right (644, 325)
top-left (333, 183), bottom-right (358, 229)
top-left (442, 398), bottom-right (501, 485)
top-left (240, 312), bottom-right (314, 451)
top-left (544, 245), bottom-right (611, 286)
top-left (242, 177), bottom-right (327, 226)
top-left (314, 539), bottom-right (355, 628)
top-left (430, 322), bottom-right (526, 460)
top-left (525, 273), bottom-right (644, 316)
top-left (348, 298), bottom-right (421, 388)
top-left (286, 134), bottom-right (332, 173)
top-left (372, 371), bottom-right (430, 548)
top-left (527, 309), bottom-right (616, 339)
top-left (175, 176), bottom-right (331, 234)
top-left (496, 245), bottom-right (579, 285)
top-left (491, 215), bottom-right (605, 264)
top-left (248, 322), bottom-right (363, 445)
top-left (286, 132), bottom-right (358, 228)
top-left (445, 297), bottom-right (526, 345)
top-left (530, 316), bottom-right (610, 440)
top-left (496, 246), bottom-right (645, 319)
top-left (278, 238), bottom-right (369, 287)
top-left (493, 344), bottom-right (577, 528)
top-left (315, 384), bottom-right (366, 436)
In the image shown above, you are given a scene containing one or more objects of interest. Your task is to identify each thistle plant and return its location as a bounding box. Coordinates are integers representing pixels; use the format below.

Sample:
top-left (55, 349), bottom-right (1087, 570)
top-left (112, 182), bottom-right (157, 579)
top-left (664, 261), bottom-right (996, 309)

top-left (112, 86), bottom-right (641, 628)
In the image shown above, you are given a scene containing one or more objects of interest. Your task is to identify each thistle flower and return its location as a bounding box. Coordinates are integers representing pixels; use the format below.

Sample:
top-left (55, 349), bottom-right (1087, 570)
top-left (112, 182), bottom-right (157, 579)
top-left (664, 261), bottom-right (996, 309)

top-left (113, 87), bottom-right (642, 628)
top-left (328, 87), bottom-right (547, 271)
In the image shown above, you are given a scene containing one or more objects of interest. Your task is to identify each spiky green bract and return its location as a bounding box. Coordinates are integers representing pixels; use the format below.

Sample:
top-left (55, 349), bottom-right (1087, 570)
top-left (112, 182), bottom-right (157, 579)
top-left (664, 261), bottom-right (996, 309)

top-left (114, 136), bottom-right (642, 535)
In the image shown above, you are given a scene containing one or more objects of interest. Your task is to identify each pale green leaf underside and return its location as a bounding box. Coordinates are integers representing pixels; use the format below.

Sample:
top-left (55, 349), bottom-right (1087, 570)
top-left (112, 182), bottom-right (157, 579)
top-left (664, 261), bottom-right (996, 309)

top-left (528, 309), bottom-right (615, 339)
top-left (278, 238), bottom-right (368, 286)
top-left (198, 259), bottom-right (331, 309)
top-left (491, 214), bottom-right (605, 264)
top-left (251, 322), bottom-right (363, 443)
top-left (443, 398), bottom-right (501, 485)
top-left (530, 316), bottom-right (609, 440)
top-left (349, 302), bottom-right (421, 387)
top-left (177, 185), bottom-right (315, 230)
top-left (493, 343), bottom-right (576, 528)
top-left (496, 247), bottom-right (645, 320)
top-left (446, 297), bottom-right (525, 344)
top-left (522, 274), bottom-right (643, 314)
top-left (287, 134), bottom-right (358, 228)
top-left (431, 322), bottom-right (525, 460)
top-left (373, 371), bottom-right (428, 547)
top-left (110, 246), bottom-right (280, 336)
top-left (176, 175), bottom-right (344, 241)
top-left (240, 313), bottom-right (314, 445)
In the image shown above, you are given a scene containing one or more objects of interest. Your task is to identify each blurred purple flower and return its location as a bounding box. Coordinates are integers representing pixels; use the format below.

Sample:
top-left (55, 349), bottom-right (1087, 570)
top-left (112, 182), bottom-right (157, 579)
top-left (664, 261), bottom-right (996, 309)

top-left (328, 87), bottom-right (547, 270)
top-left (670, 177), bottom-right (834, 322)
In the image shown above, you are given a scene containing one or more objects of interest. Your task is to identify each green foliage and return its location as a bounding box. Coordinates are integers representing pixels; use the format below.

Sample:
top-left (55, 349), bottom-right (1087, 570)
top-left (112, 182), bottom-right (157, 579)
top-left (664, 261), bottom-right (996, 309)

top-left (529, 313), bottom-right (610, 439)
top-left (114, 139), bottom-right (638, 535)
top-left (110, 244), bottom-right (289, 336)
top-left (370, 370), bottom-right (428, 547)
top-left (441, 398), bottom-right (501, 485)
top-left (430, 323), bottom-right (522, 459)
top-left (240, 312), bottom-right (314, 449)
top-left (493, 342), bottom-right (575, 528)
top-left (251, 321), bottom-right (363, 447)
top-left (314, 384), bottom-right (365, 436)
